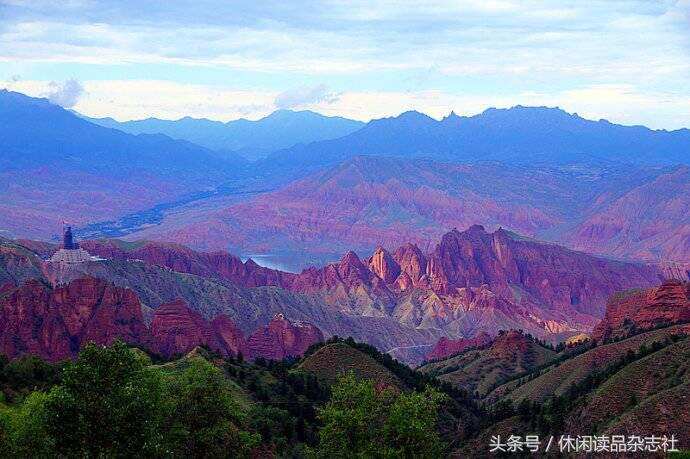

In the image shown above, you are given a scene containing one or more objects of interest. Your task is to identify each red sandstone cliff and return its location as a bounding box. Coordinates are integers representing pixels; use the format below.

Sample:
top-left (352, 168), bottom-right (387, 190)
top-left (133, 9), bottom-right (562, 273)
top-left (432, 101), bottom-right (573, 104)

top-left (3, 226), bottom-right (665, 363)
top-left (425, 332), bottom-right (492, 361)
top-left (149, 299), bottom-right (249, 358)
top-left (78, 228), bottom-right (661, 334)
top-left (246, 314), bottom-right (324, 360)
top-left (283, 226), bottom-right (660, 339)
top-left (592, 280), bottom-right (690, 341)
top-left (0, 277), bottom-right (151, 361)
top-left (0, 278), bottom-right (321, 362)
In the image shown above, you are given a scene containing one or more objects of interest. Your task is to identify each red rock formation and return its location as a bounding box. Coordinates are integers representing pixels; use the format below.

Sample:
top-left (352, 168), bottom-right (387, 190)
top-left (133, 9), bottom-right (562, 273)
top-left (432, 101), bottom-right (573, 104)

top-left (368, 247), bottom-right (400, 284)
top-left (489, 329), bottom-right (534, 360)
top-left (150, 299), bottom-right (246, 358)
top-left (12, 225), bottom-right (661, 361)
top-left (0, 277), bottom-right (151, 361)
top-left (592, 280), bottom-right (690, 341)
top-left (284, 225), bottom-right (660, 341)
top-left (246, 314), bottom-right (324, 360)
top-left (392, 243), bottom-right (428, 290)
top-left (211, 315), bottom-right (246, 356)
top-left (567, 166), bottom-right (690, 262)
top-left (291, 251), bottom-right (375, 293)
top-left (425, 332), bottom-right (492, 361)
top-left (81, 240), bottom-right (296, 289)
top-left (81, 226), bottom-right (662, 337)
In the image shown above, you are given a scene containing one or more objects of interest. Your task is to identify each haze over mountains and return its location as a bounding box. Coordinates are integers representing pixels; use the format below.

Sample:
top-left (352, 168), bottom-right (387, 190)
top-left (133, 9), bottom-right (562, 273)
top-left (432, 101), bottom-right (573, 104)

top-left (0, 90), bottom-right (244, 238)
top-left (258, 106), bottom-right (690, 175)
top-left (84, 109), bottom-right (364, 160)
top-left (1, 89), bottom-right (688, 265)
top-left (125, 156), bottom-right (689, 264)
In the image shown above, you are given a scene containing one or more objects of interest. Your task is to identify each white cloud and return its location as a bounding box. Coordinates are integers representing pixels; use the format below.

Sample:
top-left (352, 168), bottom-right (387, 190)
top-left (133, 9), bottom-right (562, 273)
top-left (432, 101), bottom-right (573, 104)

top-left (274, 84), bottom-right (339, 109)
top-left (4, 79), bottom-right (690, 129)
top-left (44, 78), bottom-right (84, 107)
top-left (1, 0), bottom-right (689, 128)
top-left (1, 79), bottom-right (276, 120)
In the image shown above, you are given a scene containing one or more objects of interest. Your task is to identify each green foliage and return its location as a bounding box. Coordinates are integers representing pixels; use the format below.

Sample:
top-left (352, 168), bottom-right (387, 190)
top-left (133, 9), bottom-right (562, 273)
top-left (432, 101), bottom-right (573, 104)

top-left (314, 372), bottom-right (446, 458)
top-left (385, 387), bottom-right (446, 458)
top-left (43, 340), bottom-right (166, 457)
top-left (487, 334), bottom-right (688, 435)
top-left (162, 357), bottom-right (259, 457)
top-left (225, 356), bottom-right (330, 454)
top-left (1, 391), bottom-right (54, 456)
top-left (0, 354), bottom-right (60, 402)
top-left (0, 337), bottom-right (479, 457)
top-left (306, 336), bottom-right (480, 414)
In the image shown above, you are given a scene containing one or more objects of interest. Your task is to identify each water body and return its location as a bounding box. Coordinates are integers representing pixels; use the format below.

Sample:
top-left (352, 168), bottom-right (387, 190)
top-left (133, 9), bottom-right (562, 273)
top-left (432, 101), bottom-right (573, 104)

top-left (76, 182), bottom-right (273, 239)
top-left (241, 251), bottom-right (344, 274)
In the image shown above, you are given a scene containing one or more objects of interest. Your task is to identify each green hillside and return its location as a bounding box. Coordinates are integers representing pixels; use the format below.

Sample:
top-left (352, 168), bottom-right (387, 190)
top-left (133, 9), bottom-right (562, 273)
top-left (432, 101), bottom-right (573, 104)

top-left (419, 331), bottom-right (557, 396)
top-left (497, 324), bottom-right (690, 403)
top-left (299, 342), bottom-right (403, 389)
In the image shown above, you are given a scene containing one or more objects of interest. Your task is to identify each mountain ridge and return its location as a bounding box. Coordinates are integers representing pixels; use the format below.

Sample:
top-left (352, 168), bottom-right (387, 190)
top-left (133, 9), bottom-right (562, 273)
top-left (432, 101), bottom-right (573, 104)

top-left (259, 105), bottom-right (690, 173)
top-left (82, 108), bottom-right (364, 160)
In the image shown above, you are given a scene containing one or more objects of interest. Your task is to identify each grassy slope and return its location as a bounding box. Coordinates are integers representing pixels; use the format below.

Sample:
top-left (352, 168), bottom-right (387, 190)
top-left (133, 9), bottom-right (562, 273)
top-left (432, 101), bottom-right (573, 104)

top-left (564, 338), bottom-right (690, 437)
top-left (298, 342), bottom-right (403, 389)
top-left (418, 338), bottom-right (556, 396)
top-left (496, 324), bottom-right (690, 403)
top-left (153, 347), bottom-right (255, 410)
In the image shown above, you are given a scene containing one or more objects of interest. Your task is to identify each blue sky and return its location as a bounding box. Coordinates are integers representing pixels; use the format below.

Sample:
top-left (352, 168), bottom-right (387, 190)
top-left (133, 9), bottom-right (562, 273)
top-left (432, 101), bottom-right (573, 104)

top-left (1, 0), bottom-right (689, 127)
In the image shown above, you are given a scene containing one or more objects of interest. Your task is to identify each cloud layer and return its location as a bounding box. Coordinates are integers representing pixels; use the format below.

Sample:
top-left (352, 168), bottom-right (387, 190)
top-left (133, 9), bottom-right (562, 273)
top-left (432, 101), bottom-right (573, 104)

top-left (44, 78), bottom-right (84, 107)
top-left (274, 85), bottom-right (339, 110)
top-left (1, 0), bottom-right (689, 127)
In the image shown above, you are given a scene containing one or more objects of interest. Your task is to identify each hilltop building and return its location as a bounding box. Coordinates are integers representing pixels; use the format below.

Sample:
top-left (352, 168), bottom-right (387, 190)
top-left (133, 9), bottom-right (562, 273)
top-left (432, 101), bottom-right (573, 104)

top-left (48, 226), bottom-right (98, 264)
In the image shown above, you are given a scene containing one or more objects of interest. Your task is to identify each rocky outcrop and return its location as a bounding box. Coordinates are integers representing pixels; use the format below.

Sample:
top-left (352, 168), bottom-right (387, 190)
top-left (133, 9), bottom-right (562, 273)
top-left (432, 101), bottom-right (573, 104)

top-left (81, 240), bottom-right (295, 288)
top-left (426, 332), bottom-right (492, 361)
top-left (0, 277), bottom-right (151, 361)
top-left (150, 299), bottom-right (246, 358)
top-left (246, 314), bottom-right (324, 360)
top-left (488, 330), bottom-right (535, 360)
top-left (2, 227), bottom-right (667, 364)
top-left (211, 315), bottom-right (246, 356)
top-left (392, 243), bottom-right (428, 290)
top-left (368, 247), bottom-right (400, 284)
top-left (592, 280), bottom-right (690, 341)
top-left (284, 226), bottom-right (661, 341)
top-left (0, 276), bottom-right (320, 362)
top-left (79, 227), bottom-right (662, 342)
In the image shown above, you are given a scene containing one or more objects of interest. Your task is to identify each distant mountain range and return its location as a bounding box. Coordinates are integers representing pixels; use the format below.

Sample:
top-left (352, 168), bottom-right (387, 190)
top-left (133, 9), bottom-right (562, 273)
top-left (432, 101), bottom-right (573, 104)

top-left (0, 89), bottom-right (242, 239)
top-left (125, 155), bottom-right (690, 263)
top-left (0, 90), bottom-right (240, 177)
top-left (83, 109), bottom-right (364, 160)
top-left (259, 106), bottom-right (690, 175)
top-left (1, 89), bottom-right (688, 263)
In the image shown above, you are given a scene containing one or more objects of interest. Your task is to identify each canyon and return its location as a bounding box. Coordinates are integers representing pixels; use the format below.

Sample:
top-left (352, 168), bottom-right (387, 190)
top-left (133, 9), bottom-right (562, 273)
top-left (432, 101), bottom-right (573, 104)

top-left (0, 276), bottom-right (324, 362)
top-left (0, 223), bottom-right (673, 364)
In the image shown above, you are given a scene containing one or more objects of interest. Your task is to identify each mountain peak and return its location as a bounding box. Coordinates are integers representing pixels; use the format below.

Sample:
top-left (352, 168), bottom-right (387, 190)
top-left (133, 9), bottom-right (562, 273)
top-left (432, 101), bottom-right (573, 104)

top-left (366, 110), bottom-right (437, 129)
top-left (442, 110), bottom-right (463, 124)
top-left (476, 105), bottom-right (583, 125)
top-left (340, 250), bottom-right (362, 265)
top-left (396, 110), bottom-right (437, 123)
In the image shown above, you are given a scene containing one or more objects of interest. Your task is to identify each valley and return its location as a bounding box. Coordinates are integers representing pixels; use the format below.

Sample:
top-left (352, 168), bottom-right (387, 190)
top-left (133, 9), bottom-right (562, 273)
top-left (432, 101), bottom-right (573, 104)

top-left (3, 1), bottom-right (690, 455)
top-left (1, 89), bottom-right (689, 456)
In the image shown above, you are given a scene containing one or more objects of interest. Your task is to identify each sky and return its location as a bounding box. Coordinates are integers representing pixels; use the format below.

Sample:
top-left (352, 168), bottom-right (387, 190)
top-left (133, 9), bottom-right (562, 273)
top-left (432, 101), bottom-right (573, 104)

top-left (1, 0), bottom-right (690, 128)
